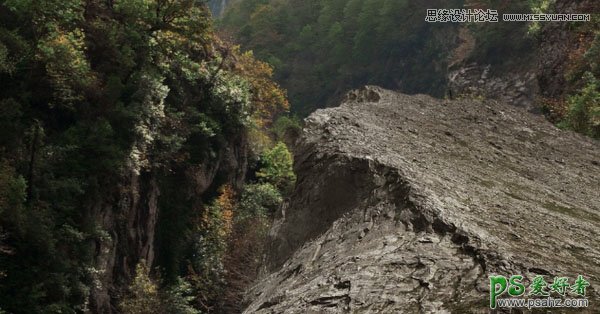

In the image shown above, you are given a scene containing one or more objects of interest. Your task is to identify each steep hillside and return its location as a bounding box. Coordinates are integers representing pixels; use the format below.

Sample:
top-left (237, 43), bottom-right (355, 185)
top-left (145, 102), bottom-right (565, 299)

top-left (219, 0), bottom-right (462, 114)
top-left (0, 1), bottom-right (288, 312)
top-left (219, 0), bottom-right (599, 137)
top-left (246, 87), bottom-right (600, 312)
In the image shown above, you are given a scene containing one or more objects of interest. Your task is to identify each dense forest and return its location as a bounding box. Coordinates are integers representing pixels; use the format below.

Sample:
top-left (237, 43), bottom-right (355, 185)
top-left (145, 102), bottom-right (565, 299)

top-left (0, 0), bottom-right (295, 313)
top-left (218, 0), bottom-right (599, 136)
top-left (218, 0), bottom-right (526, 113)
top-left (219, 0), bottom-right (458, 114)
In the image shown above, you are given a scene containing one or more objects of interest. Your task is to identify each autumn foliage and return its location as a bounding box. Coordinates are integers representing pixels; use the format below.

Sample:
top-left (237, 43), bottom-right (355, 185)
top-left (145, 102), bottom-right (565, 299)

top-left (230, 47), bottom-right (289, 128)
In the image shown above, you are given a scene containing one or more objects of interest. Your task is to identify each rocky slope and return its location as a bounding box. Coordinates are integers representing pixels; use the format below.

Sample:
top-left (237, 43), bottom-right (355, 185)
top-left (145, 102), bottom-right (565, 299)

top-left (449, 0), bottom-right (598, 114)
top-left (245, 86), bottom-right (600, 313)
top-left (447, 63), bottom-right (538, 111)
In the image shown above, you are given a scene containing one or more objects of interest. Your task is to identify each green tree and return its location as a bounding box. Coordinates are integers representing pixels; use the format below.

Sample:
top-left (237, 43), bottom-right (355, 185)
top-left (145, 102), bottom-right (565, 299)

top-left (162, 278), bottom-right (200, 314)
top-left (560, 72), bottom-right (600, 138)
top-left (272, 115), bottom-right (302, 142)
top-left (0, 0), bottom-right (290, 312)
top-left (256, 142), bottom-right (296, 192)
top-left (238, 183), bottom-right (282, 219)
top-left (120, 262), bottom-right (162, 314)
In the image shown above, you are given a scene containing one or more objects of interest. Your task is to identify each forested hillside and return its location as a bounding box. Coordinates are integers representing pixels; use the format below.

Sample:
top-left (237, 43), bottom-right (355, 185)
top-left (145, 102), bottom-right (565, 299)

top-left (218, 0), bottom-right (599, 136)
top-left (0, 0), bottom-right (293, 313)
top-left (218, 0), bottom-right (516, 113)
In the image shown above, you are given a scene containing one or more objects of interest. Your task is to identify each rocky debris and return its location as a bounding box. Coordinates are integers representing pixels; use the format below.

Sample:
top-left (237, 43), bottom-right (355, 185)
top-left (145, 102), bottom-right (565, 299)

top-left (448, 63), bottom-right (538, 111)
top-left (344, 87), bottom-right (382, 103)
top-left (245, 86), bottom-right (600, 313)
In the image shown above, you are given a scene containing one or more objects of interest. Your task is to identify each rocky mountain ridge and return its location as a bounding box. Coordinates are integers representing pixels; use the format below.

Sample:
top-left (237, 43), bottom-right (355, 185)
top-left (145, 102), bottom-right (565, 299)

top-left (245, 86), bottom-right (600, 313)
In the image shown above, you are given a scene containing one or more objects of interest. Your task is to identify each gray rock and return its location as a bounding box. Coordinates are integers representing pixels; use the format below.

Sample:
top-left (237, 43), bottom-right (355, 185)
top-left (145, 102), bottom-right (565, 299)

top-left (245, 87), bottom-right (600, 313)
top-left (448, 63), bottom-right (538, 111)
top-left (89, 136), bottom-right (248, 313)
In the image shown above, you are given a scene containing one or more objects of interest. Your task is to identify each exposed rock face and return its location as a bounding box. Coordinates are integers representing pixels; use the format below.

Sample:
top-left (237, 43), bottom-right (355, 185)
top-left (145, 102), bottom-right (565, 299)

top-left (89, 136), bottom-right (248, 313)
top-left (89, 171), bottom-right (160, 313)
top-left (538, 0), bottom-right (597, 99)
top-left (245, 87), bottom-right (600, 313)
top-left (448, 63), bottom-right (538, 111)
top-left (448, 0), bottom-right (599, 113)
top-left (208, 0), bottom-right (232, 17)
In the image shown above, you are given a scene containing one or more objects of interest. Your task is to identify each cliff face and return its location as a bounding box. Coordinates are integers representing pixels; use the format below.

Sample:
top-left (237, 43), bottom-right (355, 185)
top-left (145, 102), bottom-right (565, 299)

top-left (538, 0), bottom-right (597, 99)
top-left (246, 87), bottom-right (600, 313)
top-left (449, 0), bottom-right (598, 113)
top-left (89, 135), bottom-right (248, 313)
top-left (209, 0), bottom-right (232, 17)
top-left (448, 63), bottom-right (538, 111)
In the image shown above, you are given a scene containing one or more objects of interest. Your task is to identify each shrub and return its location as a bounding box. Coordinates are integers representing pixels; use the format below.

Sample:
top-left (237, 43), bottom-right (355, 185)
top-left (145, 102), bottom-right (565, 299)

top-left (237, 183), bottom-right (282, 219)
top-left (256, 142), bottom-right (296, 192)
top-left (120, 262), bottom-right (162, 314)
top-left (120, 262), bottom-right (199, 314)
top-left (272, 115), bottom-right (302, 142)
top-left (560, 72), bottom-right (600, 138)
top-left (162, 278), bottom-right (199, 314)
top-left (219, 182), bottom-right (281, 312)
